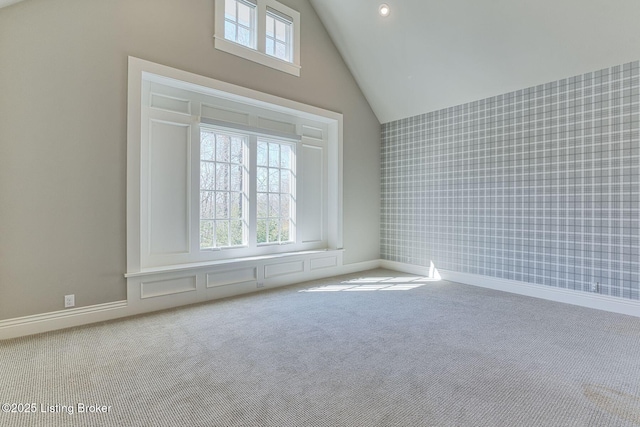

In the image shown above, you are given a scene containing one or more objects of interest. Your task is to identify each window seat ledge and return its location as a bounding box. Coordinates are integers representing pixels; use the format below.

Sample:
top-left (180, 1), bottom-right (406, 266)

top-left (125, 248), bottom-right (343, 278)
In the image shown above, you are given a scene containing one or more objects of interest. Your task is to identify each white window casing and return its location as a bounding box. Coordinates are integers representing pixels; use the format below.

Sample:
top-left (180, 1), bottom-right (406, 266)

top-left (126, 57), bottom-right (342, 275)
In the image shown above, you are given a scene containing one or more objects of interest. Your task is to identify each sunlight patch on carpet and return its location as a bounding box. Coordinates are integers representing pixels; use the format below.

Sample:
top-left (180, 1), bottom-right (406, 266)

top-left (300, 276), bottom-right (440, 292)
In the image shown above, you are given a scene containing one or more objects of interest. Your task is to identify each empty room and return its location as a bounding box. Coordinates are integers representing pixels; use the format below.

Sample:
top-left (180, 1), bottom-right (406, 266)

top-left (1, 0), bottom-right (639, 425)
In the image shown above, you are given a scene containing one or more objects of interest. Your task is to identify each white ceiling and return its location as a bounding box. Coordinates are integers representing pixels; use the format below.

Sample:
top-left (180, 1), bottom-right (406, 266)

top-left (309, 0), bottom-right (640, 123)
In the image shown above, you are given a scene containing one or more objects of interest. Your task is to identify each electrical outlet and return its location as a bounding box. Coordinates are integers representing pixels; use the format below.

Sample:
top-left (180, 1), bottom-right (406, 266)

top-left (64, 294), bottom-right (75, 308)
top-left (591, 282), bottom-right (599, 293)
top-left (257, 282), bottom-right (264, 288)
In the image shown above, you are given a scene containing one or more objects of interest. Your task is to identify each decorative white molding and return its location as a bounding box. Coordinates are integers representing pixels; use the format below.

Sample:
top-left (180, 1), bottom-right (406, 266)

top-left (0, 301), bottom-right (129, 341)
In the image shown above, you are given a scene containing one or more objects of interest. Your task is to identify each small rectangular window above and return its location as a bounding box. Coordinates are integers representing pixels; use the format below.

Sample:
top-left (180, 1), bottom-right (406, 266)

top-left (224, 0), bottom-right (257, 49)
top-left (215, 0), bottom-right (301, 76)
top-left (265, 8), bottom-right (292, 63)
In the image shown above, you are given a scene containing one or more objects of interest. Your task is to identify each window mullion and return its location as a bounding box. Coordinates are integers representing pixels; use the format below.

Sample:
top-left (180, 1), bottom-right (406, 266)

top-left (248, 135), bottom-right (258, 248)
top-left (256, 2), bottom-right (266, 54)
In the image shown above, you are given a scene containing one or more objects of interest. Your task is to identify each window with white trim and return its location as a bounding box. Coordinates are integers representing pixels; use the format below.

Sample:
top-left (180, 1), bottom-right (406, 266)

top-left (223, 0), bottom-right (256, 49)
top-left (214, 0), bottom-right (301, 76)
top-left (128, 58), bottom-right (343, 274)
top-left (199, 129), bottom-right (248, 249)
top-left (256, 139), bottom-right (295, 244)
top-left (265, 8), bottom-right (292, 62)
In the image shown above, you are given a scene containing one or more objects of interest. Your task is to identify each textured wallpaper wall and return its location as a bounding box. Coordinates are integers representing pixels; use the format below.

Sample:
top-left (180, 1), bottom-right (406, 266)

top-left (381, 61), bottom-right (640, 300)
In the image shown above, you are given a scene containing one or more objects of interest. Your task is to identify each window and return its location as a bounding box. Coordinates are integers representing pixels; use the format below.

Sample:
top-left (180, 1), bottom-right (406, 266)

top-left (199, 127), bottom-right (297, 251)
top-left (200, 129), bottom-right (248, 249)
top-left (256, 140), bottom-right (295, 244)
top-left (265, 9), bottom-right (292, 62)
top-left (223, 0), bottom-right (256, 49)
top-left (214, 0), bottom-right (301, 76)
top-left (129, 57), bottom-right (343, 270)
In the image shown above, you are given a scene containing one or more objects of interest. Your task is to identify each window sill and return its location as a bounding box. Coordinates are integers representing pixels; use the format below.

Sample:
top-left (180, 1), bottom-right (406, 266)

top-left (125, 248), bottom-right (342, 278)
top-left (214, 36), bottom-right (301, 77)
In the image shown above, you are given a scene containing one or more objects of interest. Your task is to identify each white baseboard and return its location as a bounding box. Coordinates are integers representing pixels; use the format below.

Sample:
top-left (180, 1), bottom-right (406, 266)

top-left (0, 258), bottom-right (382, 341)
top-left (437, 268), bottom-right (640, 318)
top-left (380, 260), bottom-right (431, 276)
top-left (0, 301), bottom-right (130, 341)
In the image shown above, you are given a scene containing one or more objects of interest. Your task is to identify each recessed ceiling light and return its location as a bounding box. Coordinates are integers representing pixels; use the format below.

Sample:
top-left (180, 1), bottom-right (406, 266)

top-left (379, 3), bottom-right (390, 17)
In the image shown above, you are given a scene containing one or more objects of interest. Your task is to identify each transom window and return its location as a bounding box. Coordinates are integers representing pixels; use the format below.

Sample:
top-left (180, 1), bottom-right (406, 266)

top-left (265, 9), bottom-right (292, 62)
top-left (224, 0), bottom-right (256, 49)
top-left (215, 0), bottom-right (301, 76)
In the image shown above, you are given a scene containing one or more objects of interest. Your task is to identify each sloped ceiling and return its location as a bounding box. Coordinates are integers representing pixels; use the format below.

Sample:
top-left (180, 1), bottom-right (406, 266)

top-left (309, 0), bottom-right (640, 123)
top-left (0, 0), bottom-right (21, 8)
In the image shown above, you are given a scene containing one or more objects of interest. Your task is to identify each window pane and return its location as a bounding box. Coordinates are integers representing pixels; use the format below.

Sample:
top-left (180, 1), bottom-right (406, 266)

top-left (280, 169), bottom-right (290, 193)
top-left (275, 20), bottom-right (286, 42)
top-left (269, 168), bottom-right (279, 192)
top-left (230, 192), bottom-right (242, 219)
top-left (216, 192), bottom-right (228, 218)
top-left (280, 219), bottom-right (290, 242)
top-left (230, 165), bottom-right (243, 192)
top-left (237, 2), bottom-right (251, 27)
top-left (257, 219), bottom-right (267, 243)
top-left (216, 135), bottom-right (230, 161)
top-left (266, 15), bottom-right (274, 37)
top-left (224, 22), bottom-right (236, 41)
top-left (268, 219), bottom-right (279, 242)
top-left (230, 138), bottom-right (243, 163)
top-left (280, 145), bottom-right (291, 168)
top-left (216, 164), bottom-right (229, 190)
top-left (200, 220), bottom-right (214, 248)
top-left (268, 143), bottom-right (279, 167)
top-left (201, 131), bottom-right (215, 160)
top-left (230, 220), bottom-right (244, 246)
top-left (201, 191), bottom-right (215, 220)
top-left (275, 42), bottom-right (286, 60)
top-left (225, 0), bottom-right (236, 19)
top-left (280, 194), bottom-right (290, 218)
top-left (201, 162), bottom-right (215, 190)
top-left (257, 142), bottom-right (268, 166)
top-left (257, 167), bottom-right (268, 192)
top-left (268, 194), bottom-right (279, 217)
top-left (266, 38), bottom-right (274, 56)
top-left (216, 221), bottom-right (229, 246)
top-left (238, 27), bottom-right (251, 47)
top-left (257, 193), bottom-right (268, 218)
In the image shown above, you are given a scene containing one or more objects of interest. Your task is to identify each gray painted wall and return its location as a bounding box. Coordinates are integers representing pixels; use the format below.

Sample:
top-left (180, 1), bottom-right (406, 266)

top-left (0, 0), bottom-right (380, 320)
top-left (382, 61), bottom-right (640, 300)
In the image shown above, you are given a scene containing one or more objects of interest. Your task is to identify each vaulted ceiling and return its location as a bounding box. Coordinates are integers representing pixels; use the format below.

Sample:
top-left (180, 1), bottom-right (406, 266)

top-left (3, 0), bottom-right (640, 123)
top-left (309, 0), bottom-right (640, 123)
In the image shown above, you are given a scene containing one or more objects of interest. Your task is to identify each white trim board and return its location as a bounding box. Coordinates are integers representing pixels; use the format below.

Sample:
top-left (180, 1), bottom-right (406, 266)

top-left (0, 301), bottom-right (129, 341)
top-left (384, 261), bottom-right (640, 318)
top-left (439, 269), bottom-right (640, 318)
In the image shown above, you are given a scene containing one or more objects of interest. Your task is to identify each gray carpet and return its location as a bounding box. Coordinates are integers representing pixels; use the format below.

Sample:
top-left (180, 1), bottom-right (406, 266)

top-left (1, 269), bottom-right (640, 426)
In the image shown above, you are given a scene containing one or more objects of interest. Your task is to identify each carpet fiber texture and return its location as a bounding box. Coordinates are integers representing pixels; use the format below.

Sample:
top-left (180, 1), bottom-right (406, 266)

top-left (1, 269), bottom-right (640, 426)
